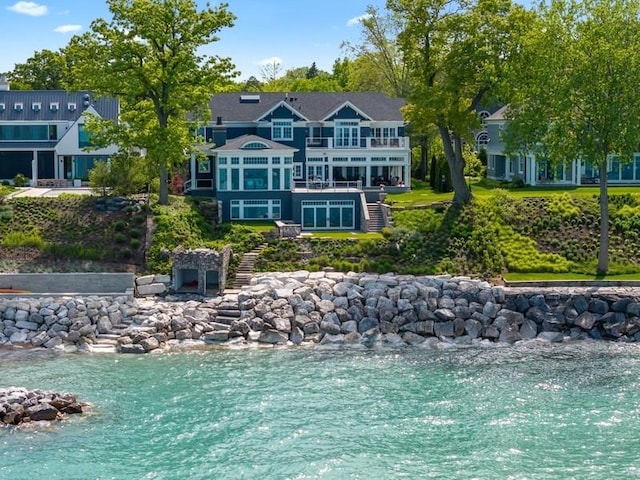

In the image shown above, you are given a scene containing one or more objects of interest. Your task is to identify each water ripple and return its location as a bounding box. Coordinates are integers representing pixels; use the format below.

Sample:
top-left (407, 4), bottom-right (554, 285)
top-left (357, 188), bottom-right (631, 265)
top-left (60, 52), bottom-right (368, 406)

top-left (1, 343), bottom-right (640, 478)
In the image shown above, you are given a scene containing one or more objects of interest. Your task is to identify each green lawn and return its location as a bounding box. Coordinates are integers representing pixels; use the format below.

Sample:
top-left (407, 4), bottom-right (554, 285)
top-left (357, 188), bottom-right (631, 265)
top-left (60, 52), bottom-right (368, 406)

top-left (504, 272), bottom-right (640, 282)
top-left (386, 178), bottom-right (640, 207)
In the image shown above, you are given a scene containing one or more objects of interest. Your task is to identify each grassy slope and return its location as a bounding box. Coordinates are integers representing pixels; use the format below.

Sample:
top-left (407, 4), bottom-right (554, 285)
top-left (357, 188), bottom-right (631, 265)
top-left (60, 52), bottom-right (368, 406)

top-left (2, 184), bottom-right (640, 280)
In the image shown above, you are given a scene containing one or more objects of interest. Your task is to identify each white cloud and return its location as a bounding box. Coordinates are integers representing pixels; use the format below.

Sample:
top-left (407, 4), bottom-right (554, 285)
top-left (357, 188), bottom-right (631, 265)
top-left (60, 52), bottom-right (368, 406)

top-left (346, 13), bottom-right (371, 27)
top-left (257, 56), bottom-right (283, 67)
top-left (54, 24), bottom-right (82, 33)
top-left (7, 1), bottom-right (48, 16)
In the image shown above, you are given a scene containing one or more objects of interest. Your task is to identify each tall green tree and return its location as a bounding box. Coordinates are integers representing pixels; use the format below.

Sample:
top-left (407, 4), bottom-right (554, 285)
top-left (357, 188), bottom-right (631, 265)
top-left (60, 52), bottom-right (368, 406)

top-left (262, 65), bottom-right (343, 92)
top-left (67, 0), bottom-right (236, 205)
top-left (389, 0), bottom-right (533, 203)
top-left (7, 49), bottom-right (71, 90)
top-left (504, 0), bottom-right (640, 274)
top-left (342, 6), bottom-right (410, 97)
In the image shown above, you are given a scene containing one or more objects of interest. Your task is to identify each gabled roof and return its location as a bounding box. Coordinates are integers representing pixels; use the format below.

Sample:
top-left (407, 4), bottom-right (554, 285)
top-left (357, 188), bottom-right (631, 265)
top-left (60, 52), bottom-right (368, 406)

top-left (486, 105), bottom-right (509, 122)
top-left (210, 92), bottom-right (405, 123)
top-left (257, 100), bottom-right (309, 122)
top-left (0, 90), bottom-right (119, 122)
top-left (321, 100), bottom-right (372, 122)
top-left (214, 134), bottom-right (299, 152)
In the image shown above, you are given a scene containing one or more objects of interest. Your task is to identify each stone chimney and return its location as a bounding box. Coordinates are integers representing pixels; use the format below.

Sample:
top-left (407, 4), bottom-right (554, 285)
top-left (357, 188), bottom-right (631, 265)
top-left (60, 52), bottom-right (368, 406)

top-left (0, 75), bottom-right (9, 91)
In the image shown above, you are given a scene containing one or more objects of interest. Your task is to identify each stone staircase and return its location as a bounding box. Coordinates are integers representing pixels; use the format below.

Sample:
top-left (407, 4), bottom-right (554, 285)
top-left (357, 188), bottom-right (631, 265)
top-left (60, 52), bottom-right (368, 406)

top-left (92, 318), bottom-right (134, 353)
top-left (366, 203), bottom-right (385, 233)
top-left (230, 243), bottom-right (268, 289)
top-left (215, 304), bottom-right (242, 325)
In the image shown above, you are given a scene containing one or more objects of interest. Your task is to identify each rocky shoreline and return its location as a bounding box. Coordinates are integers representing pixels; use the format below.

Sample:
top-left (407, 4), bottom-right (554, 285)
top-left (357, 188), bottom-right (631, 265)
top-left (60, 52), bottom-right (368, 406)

top-left (1, 387), bottom-right (86, 426)
top-left (1, 272), bottom-right (640, 353)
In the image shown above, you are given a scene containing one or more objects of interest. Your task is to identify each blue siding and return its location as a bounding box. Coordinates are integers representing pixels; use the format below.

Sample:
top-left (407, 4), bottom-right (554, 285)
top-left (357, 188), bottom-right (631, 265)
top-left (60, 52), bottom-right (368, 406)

top-left (291, 128), bottom-right (307, 162)
top-left (326, 106), bottom-right (368, 121)
top-left (261, 104), bottom-right (304, 122)
top-left (486, 123), bottom-right (505, 151)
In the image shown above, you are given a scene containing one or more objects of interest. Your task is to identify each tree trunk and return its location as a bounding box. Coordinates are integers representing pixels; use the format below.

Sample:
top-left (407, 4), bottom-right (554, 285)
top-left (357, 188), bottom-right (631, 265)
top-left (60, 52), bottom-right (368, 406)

top-left (597, 161), bottom-right (609, 275)
top-left (438, 124), bottom-right (472, 203)
top-left (418, 136), bottom-right (428, 181)
top-left (159, 166), bottom-right (169, 205)
top-left (158, 112), bottom-right (170, 205)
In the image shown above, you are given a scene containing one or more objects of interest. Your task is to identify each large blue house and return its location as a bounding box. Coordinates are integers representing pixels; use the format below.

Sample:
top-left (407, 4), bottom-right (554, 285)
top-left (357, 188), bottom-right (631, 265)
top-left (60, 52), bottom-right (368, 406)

top-left (0, 76), bottom-right (119, 186)
top-left (186, 92), bottom-right (411, 231)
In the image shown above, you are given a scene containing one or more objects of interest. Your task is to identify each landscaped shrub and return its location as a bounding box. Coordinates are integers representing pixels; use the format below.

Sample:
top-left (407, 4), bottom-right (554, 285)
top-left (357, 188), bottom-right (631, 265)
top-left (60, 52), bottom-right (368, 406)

top-left (114, 233), bottom-right (126, 244)
top-left (130, 238), bottom-right (141, 249)
top-left (547, 193), bottom-right (580, 219)
top-left (113, 220), bottom-right (127, 232)
top-left (12, 173), bottom-right (28, 187)
top-left (44, 243), bottom-right (105, 261)
top-left (498, 226), bottom-right (571, 273)
top-left (612, 205), bottom-right (640, 232)
top-left (2, 231), bottom-right (45, 250)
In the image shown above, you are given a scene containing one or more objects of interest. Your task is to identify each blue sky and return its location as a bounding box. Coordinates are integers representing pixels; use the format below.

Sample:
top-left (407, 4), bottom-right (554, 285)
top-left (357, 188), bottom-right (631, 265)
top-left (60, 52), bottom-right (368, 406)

top-left (0, 0), bottom-right (389, 80)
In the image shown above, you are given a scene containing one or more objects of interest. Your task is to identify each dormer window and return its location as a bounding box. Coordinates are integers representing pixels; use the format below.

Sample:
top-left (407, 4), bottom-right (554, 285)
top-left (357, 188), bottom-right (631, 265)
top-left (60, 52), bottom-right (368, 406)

top-left (50, 102), bottom-right (59, 111)
top-left (32, 102), bottom-right (41, 112)
top-left (272, 119), bottom-right (292, 141)
top-left (68, 102), bottom-right (76, 112)
top-left (14, 102), bottom-right (23, 112)
top-left (0, 103), bottom-right (5, 113)
top-left (242, 141), bottom-right (269, 150)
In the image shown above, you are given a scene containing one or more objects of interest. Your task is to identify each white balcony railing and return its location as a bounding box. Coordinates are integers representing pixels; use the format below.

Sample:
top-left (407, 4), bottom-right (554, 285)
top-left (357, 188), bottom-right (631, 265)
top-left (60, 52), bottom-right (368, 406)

top-left (293, 179), bottom-right (363, 190)
top-left (305, 137), bottom-right (409, 149)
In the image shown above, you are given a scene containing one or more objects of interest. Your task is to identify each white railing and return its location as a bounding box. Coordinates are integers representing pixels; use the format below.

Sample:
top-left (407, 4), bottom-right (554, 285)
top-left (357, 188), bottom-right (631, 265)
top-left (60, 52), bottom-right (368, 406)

top-left (294, 179), bottom-right (363, 190)
top-left (306, 137), bottom-right (409, 149)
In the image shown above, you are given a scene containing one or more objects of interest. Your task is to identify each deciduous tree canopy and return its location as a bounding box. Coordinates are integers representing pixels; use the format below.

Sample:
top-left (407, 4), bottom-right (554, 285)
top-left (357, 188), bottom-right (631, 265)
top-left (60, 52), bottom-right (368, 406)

top-left (390, 0), bottom-right (533, 203)
top-left (505, 0), bottom-right (640, 274)
top-left (67, 0), bottom-right (237, 204)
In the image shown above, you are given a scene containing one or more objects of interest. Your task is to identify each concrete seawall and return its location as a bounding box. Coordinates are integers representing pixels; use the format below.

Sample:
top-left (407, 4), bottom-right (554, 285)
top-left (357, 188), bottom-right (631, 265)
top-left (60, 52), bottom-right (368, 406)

top-left (0, 273), bottom-right (135, 295)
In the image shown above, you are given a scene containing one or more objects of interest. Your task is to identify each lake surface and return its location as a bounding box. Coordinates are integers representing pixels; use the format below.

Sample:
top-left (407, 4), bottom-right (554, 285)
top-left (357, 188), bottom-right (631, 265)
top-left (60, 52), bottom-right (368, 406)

top-left (2, 341), bottom-right (640, 479)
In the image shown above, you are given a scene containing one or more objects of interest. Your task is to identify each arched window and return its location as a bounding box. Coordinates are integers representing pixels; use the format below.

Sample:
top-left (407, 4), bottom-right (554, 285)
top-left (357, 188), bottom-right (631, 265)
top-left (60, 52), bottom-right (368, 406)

top-left (241, 141), bottom-right (269, 150)
top-left (478, 110), bottom-right (491, 126)
top-left (475, 131), bottom-right (489, 153)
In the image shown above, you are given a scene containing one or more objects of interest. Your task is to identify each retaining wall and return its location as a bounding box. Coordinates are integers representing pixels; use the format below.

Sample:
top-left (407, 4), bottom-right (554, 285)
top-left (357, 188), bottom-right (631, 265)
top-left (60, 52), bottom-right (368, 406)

top-left (0, 273), bottom-right (135, 295)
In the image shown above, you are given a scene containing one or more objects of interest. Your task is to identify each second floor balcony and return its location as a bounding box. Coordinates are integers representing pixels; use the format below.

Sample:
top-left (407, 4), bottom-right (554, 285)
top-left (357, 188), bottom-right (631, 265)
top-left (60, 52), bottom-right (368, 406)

top-left (306, 137), bottom-right (409, 150)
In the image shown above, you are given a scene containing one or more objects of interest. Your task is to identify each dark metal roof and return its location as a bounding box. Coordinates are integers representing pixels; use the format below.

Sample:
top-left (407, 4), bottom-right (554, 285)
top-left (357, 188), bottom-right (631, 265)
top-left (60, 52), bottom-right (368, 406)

top-left (215, 134), bottom-right (298, 152)
top-left (0, 90), bottom-right (119, 122)
top-left (210, 92), bottom-right (406, 123)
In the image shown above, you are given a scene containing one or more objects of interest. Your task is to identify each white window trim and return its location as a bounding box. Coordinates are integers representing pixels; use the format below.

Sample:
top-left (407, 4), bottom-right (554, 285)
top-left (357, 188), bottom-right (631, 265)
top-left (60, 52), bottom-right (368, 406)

top-left (335, 120), bottom-right (360, 148)
top-left (272, 119), bottom-right (293, 141)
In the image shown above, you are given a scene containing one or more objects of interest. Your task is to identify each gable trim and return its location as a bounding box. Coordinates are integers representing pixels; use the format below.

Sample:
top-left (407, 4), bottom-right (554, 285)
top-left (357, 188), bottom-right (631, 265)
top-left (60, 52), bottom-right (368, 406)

top-left (257, 100), bottom-right (310, 122)
top-left (322, 101), bottom-right (372, 122)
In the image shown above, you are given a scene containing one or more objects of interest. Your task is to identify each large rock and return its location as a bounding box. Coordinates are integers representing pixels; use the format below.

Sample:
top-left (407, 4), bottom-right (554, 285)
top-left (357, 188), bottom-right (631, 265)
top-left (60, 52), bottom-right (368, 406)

top-left (519, 319), bottom-right (538, 340)
top-left (434, 321), bottom-right (454, 338)
top-left (258, 330), bottom-right (288, 344)
top-left (537, 331), bottom-right (564, 343)
top-left (119, 343), bottom-right (146, 354)
top-left (15, 320), bottom-right (38, 331)
top-left (9, 331), bottom-right (28, 344)
top-left (574, 311), bottom-right (596, 330)
top-left (137, 283), bottom-right (167, 296)
top-left (498, 323), bottom-right (521, 344)
top-left (139, 336), bottom-right (161, 352)
top-left (27, 403), bottom-right (59, 421)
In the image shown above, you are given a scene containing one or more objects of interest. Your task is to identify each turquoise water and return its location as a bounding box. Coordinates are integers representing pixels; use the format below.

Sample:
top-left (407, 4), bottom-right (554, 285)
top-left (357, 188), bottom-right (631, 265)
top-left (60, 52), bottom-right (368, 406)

top-left (1, 342), bottom-right (640, 479)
